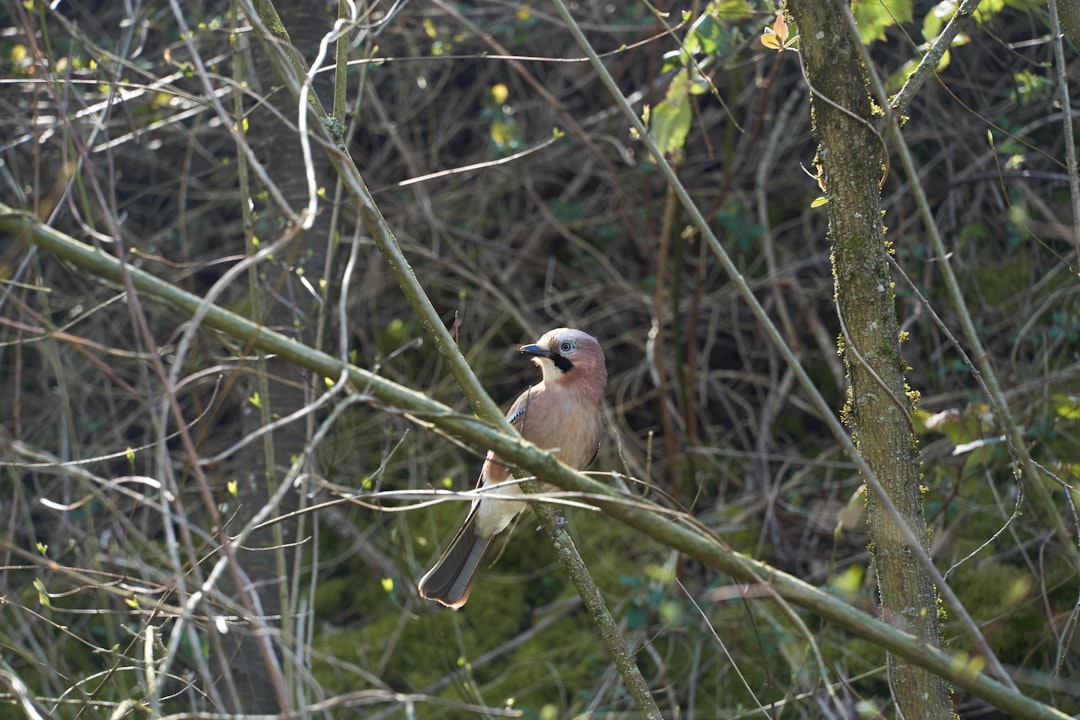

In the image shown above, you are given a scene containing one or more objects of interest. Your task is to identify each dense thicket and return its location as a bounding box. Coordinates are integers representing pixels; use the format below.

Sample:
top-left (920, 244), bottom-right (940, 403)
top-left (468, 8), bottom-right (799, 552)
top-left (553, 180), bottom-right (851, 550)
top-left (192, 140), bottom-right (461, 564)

top-left (1, 0), bottom-right (1076, 717)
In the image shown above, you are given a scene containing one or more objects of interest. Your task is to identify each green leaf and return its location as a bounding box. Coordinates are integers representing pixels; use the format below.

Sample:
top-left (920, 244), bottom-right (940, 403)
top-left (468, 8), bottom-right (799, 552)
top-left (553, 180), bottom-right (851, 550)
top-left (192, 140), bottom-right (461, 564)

top-left (33, 578), bottom-right (51, 608)
top-left (853, 0), bottom-right (913, 43)
top-left (974, 0), bottom-right (1005, 21)
top-left (661, 49), bottom-right (687, 73)
top-left (665, 2), bottom-right (747, 72)
top-left (922, 0), bottom-right (956, 41)
top-left (708, 0), bottom-right (752, 20)
top-left (649, 73), bottom-right (693, 162)
top-left (886, 48), bottom-right (951, 93)
top-left (684, 13), bottom-right (725, 56)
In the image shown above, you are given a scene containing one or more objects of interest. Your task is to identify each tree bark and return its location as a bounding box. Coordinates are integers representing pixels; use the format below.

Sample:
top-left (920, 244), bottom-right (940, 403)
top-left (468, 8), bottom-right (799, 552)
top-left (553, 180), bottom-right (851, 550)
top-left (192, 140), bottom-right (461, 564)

top-left (784, 0), bottom-right (953, 716)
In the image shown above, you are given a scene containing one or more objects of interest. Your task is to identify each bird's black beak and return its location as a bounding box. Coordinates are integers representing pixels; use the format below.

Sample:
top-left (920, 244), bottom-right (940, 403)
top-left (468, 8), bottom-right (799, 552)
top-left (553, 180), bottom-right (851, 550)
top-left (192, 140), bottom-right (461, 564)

top-left (520, 343), bottom-right (550, 358)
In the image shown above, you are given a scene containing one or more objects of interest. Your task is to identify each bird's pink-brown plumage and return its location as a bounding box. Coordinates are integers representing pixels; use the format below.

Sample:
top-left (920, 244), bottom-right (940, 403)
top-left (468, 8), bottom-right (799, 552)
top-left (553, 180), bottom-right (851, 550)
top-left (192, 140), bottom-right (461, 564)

top-left (417, 328), bottom-right (607, 609)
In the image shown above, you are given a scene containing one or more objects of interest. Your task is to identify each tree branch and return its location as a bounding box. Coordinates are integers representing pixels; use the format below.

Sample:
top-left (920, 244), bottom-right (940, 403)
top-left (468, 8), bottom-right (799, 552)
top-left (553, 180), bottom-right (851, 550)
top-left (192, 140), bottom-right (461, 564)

top-left (4, 204), bottom-right (1071, 720)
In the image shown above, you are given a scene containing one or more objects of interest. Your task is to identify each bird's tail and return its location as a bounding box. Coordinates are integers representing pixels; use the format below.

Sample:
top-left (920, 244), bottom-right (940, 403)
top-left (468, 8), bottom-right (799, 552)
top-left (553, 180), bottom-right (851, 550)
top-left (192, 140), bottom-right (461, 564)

top-left (417, 510), bottom-right (493, 609)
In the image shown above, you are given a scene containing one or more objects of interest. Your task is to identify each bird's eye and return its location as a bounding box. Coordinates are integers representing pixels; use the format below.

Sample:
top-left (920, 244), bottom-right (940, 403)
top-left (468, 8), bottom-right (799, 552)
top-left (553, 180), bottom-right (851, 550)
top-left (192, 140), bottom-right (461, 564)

top-left (559, 340), bottom-right (574, 353)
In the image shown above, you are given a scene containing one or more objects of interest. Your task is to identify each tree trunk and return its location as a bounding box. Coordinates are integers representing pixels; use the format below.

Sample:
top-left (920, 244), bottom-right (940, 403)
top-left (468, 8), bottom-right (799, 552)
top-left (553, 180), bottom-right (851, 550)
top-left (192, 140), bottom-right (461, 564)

top-left (783, 0), bottom-right (953, 716)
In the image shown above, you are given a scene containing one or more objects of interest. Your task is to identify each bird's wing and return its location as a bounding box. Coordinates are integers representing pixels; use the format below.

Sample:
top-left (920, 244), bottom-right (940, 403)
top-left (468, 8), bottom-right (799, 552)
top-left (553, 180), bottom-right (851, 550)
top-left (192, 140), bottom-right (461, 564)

top-left (505, 384), bottom-right (539, 430)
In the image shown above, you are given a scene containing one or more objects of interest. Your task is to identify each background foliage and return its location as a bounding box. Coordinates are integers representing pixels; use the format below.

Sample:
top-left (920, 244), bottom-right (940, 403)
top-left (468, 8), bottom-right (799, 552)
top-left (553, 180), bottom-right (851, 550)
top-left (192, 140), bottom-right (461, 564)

top-left (1, 0), bottom-right (1077, 717)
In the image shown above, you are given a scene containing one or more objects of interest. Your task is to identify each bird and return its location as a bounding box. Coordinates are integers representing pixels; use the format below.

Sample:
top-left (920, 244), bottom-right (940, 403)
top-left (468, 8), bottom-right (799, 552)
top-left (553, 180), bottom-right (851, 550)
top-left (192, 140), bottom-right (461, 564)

top-left (417, 327), bottom-right (608, 609)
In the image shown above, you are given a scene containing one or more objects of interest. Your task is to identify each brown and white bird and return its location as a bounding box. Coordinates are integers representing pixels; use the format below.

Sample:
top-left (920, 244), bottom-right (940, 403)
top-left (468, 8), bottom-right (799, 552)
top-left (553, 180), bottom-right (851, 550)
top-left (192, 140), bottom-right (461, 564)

top-left (417, 328), bottom-right (607, 609)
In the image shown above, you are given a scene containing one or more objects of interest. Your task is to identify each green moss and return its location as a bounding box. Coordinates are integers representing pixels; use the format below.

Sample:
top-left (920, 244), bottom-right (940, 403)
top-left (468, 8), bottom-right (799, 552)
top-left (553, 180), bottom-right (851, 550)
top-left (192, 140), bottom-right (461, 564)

top-left (970, 255), bottom-right (1033, 308)
top-left (842, 234), bottom-right (870, 256)
top-left (313, 576), bottom-right (354, 620)
top-left (947, 558), bottom-right (1040, 662)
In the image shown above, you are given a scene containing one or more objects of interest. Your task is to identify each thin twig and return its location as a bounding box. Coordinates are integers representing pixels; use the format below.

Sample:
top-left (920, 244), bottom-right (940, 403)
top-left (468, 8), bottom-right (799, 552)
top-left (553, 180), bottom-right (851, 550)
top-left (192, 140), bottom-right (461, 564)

top-left (550, 0), bottom-right (1018, 693)
top-left (234, 2), bottom-right (664, 715)
top-left (7, 202), bottom-right (1073, 720)
top-left (1046, 0), bottom-right (1080, 255)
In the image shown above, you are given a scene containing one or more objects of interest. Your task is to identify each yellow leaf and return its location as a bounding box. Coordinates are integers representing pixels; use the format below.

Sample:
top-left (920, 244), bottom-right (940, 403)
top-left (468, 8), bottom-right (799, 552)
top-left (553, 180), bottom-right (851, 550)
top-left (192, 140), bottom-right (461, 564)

top-left (761, 33), bottom-right (782, 50)
top-left (490, 83), bottom-right (508, 105)
top-left (644, 563), bottom-right (676, 582)
top-left (490, 120), bottom-right (514, 149)
top-left (830, 564), bottom-right (864, 595)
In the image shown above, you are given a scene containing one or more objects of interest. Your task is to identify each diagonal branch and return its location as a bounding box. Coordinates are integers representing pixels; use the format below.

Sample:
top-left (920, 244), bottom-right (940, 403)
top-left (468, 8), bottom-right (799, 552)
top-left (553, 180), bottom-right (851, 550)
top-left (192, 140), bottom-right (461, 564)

top-left (889, 0), bottom-right (981, 117)
top-left (3, 204), bottom-right (1071, 720)
top-left (548, 0), bottom-right (1016, 694)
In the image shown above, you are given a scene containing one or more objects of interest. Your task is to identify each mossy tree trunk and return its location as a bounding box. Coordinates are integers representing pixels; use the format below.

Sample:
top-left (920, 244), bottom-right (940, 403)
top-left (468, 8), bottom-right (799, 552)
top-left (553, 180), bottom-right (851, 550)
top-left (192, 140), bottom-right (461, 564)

top-left (784, 0), bottom-right (953, 716)
top-left (1058, 0), bottom-right (1080, 50)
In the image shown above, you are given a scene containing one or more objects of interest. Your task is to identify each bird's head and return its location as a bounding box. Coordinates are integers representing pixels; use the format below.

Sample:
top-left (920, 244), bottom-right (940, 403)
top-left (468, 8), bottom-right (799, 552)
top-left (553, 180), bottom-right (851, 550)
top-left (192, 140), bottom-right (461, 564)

top-left (520, 328), bottom-right (607, 388)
